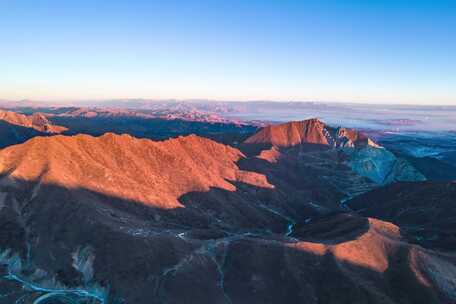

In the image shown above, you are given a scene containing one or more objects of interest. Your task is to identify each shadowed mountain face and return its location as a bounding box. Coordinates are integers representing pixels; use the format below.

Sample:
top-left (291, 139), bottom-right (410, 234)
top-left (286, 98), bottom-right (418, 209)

top-left (0, 120), bottom-right (44, 149)
top-left (371, 131), bottom-right (456, 182)
top-left (48, 115), bottom-right (257, 146)
top-left (0, 131), bottom-right (454, 303)
top-left (400, 155), bottom-right (456, 181)
top-left (348, 182), bottom-right (456, 250)
top-left (0, 110), bottom-right (68, 149)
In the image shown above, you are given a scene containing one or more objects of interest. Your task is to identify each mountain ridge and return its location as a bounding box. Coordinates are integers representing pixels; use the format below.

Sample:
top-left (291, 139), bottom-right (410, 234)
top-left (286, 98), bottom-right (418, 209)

top-left (0, 109), bottom-right (67, 134)
top-left (0, 132), bottom-right (273, 209)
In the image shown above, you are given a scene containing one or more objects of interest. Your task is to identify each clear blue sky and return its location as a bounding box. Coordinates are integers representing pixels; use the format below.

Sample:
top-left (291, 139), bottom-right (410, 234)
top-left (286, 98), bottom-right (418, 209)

top-left (1, 0), bottom-right (455, 105)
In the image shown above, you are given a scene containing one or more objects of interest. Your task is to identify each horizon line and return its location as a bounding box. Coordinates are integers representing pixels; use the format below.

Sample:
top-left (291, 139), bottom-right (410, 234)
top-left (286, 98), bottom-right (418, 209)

top-left (1, 97), bottom-right (455, 108)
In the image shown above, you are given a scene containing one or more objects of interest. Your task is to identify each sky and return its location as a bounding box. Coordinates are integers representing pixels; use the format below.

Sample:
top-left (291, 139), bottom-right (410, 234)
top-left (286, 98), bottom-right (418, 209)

top-left (1, 0), bottom-right (455, 105)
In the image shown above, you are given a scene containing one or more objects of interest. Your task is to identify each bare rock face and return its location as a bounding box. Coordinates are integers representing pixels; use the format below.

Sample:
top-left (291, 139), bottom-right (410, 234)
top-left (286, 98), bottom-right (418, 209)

top-left (346, 145), bottom-right (426, 184)
top-left (244, 119), bottom-right (330, 147)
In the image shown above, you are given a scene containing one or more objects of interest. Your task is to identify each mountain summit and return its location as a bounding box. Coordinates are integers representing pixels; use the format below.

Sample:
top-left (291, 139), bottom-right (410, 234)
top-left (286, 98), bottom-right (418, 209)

top-left (244, 118), bottom-right (378, 148)
top-left (244, 118), bottom-right (424, 185)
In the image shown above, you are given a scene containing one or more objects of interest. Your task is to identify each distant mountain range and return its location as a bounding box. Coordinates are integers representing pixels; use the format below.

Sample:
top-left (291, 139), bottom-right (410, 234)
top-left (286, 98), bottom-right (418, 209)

top-left (2, 99), bottom-right (456, 131)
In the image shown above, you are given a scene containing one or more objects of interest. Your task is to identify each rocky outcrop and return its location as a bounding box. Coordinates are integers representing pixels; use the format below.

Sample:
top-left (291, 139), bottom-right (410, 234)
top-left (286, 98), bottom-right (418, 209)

top-left (347, 145), bottom-right (426, 184)
top-left (0, 110), bottom-right (67, 134)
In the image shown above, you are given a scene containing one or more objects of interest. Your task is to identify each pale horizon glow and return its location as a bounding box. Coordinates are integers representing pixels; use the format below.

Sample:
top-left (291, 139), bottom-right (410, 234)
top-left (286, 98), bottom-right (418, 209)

top-left (1, 1), bottom-right (455, 106)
